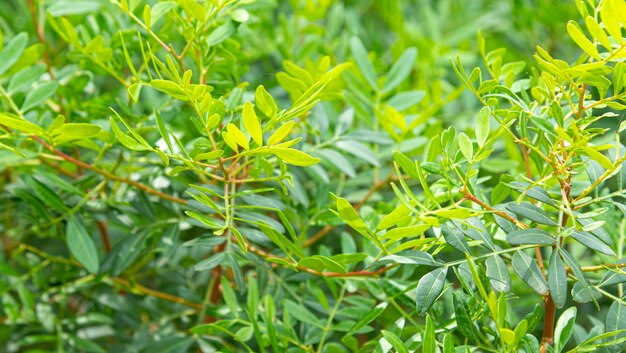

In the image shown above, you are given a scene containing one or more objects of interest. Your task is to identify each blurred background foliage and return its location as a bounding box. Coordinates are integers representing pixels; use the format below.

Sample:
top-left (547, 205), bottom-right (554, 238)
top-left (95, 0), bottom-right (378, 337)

top-left (0, 0), bottom-right (606, 352)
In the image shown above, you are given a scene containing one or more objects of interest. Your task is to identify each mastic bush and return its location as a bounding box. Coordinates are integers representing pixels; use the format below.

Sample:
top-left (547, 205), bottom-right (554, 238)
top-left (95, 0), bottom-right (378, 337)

top-left (2, 0), bottom-right (626, 352)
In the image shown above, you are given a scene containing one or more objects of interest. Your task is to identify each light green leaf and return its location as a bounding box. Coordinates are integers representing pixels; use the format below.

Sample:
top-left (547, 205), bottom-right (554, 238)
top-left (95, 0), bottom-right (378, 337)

top-left (382, 47), bottom-right (417, 94)
top-left (349, 36), bottom-right (378, 90)
top-left (110, 117), bottom-right (149, 151)
top-left (382, 330), bottom-right (408, 353)
top-left (416, 267), bottom-right (447, 315)
top-left (476, 106), bottom-right (490, 147)
top-left (270, 147), bottom-right (319, 166)
top-left (242, 102), bottom-right (263, 146)
top-left (0, 32), bottom-right (28, 76)
top-left (255, 85), bottom-right (277, 118)
top-left (342, 302), bottom-right (387, 339)
top-left (0, 113), bottom-right (44, 134)
top-left (22, 82), bottom-right (58, 111)
top-left (458, 132), bottom-right (473, 161)
top-left (377, 204), bottom-right (411, 230)
top-left (567, 22), bottom-right (601, 60)
top-left (66, 218), bottom-right (99, 274)
top-left (194, 252), bottom-right (225, 271)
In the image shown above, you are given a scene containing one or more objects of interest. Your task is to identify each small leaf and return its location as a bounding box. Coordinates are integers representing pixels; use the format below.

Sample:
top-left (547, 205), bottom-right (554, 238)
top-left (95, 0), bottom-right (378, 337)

top-left (110, 117), bottom-right (149, 151)
top-left (416, 267), bottom-right (447, 315)
top-left (66, 218), bottom-right (99, 274)
top-left (283, 300), bottom-right (324, 328)
top-left (571, 231), bottom-right (615, 256)
top-left (422, 314), bottom-right (435, 353)
top-left (226, 124), bottom-right (249, 150)
top-left (554, 307), bottom-right (577, 353)
top-left (476, 106), bottom-right (490, 147)
top-left (458, 132), bottom-right (473, 161)
top-left (382, 47), bottom-right (417, 93)
top-left (548, 251), bottom-right (567, 308)
top-left (22, 82), bottom-right (58, 111)
top-left (185, 211), bottom-right (223, 230)
top-left (605, 301), bottom-right (626, 353)
top-left (267, 121), bottom-right (294, 146)
top-left (270, 147), bottom-right (319, 166)
top-left (194, 252), bottom-right (225, 271)
top-left (512, 250), bottom-right (548, 295)
top-left (242, 102), bottom-right (263, 146)
top-left (507, 228), bottom-right (555, 246)
top-left (441, 224), bottom-right (471, 253)
top-left (486, 255), bottom-right (511, 292)
top-left (567, 21), bottom-right (601, 60)
top-left (381, 330), bottom-right (408, 353)
top-left (506, 202), bottom-right (557, 226)
top-left (255, 85), bottom-right (277, 118)
top-left (377, 204), bottom-right (411, 230)
top-left (342, 302), bottom-right (387, 339)
top-left (0, 113), bottom-right (44, 134)
top-left (349, 36), bottom-right (378, 90)
top-left (0, 32), bottom-right (28, 76)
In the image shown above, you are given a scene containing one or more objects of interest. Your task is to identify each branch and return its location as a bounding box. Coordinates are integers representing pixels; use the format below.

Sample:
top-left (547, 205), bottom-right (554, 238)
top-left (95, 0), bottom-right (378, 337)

top-left (31, 135), bottom-right (187, 205)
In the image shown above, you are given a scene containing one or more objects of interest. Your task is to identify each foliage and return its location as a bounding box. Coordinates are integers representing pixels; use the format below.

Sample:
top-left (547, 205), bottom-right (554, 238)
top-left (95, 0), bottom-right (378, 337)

top-left (2, 0), bottom-right (626, 352)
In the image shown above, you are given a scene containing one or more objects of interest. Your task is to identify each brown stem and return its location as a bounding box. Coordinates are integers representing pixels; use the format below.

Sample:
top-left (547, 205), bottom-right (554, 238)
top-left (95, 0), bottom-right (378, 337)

top-left (462, 190), bottom-right (528, 229)
top-left (31, 135), bottom-right (187, 205)
top-left (96, 220), bottom-right (111, 252)
top-left (110, 277), bottom-right (201, 309)
top-left (540, 294), bottom-right (556, 352)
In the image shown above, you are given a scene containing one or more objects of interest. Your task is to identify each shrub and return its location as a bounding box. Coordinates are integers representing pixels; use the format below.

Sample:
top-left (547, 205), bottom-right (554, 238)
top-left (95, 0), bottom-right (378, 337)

top-left (2, 0), bottom-right (626, 352)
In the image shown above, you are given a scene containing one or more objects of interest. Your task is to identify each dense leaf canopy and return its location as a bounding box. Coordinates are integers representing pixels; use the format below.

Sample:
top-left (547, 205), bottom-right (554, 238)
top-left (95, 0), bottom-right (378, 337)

top-left (2, 0), bottom-right (626, 352)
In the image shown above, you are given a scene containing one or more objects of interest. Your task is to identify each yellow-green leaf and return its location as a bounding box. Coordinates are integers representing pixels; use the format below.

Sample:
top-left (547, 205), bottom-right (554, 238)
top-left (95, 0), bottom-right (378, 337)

top-left (567, 21), bottom-right (601, 60)
top-left (267, 121), bottom-right (294, 146)
top-left (242, 102), bottom-right (263, 146)
top-left (226, 123), bottom-right (249, 150)
top-left (270, 147), bottom-right (319, 166)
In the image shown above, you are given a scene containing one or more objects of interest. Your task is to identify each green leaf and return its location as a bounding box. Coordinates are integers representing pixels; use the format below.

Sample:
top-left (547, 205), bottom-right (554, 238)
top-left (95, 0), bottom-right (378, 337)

top-left (443, 334), bottom-right (455, 353)
top-left (416, 267), bottom-right (447, 315)
top-left (335, 140), bottom-right (380, 167)
top-left (110, 117), bottom-right (150, 151)
top-left (554, 307), bottom-right (577, 353)
top-left (185, 211), bottom-right (224, 230)
top-left (255, 85), bottom-right (277, 118)
top-left (0, 113), bottom-right (44, 134)
top-left (507, 228), bottom-right (555, 245)
top-left (548, 251), bottom-right (567, 308)
top-left (453, 293), bottom-right (480, 343)
top-left (194, 252), bottom-right (225, 271)
top-left (567, 22), bottom-right (601, 60)
top-left (376, 250), bottom-right (441, 267)
top-left (441, 224), bottom-right (471, 253)
top-left (486, 255), bottom-right (511, 292)
top-left (377, 204), bottom-right (411, 230)
top-left (0, 32), bottom-right (28, 76)
top-left (48, 0), bottom-right (100, 16)
top-left (342, 302), bottom-right (387, 339)
top-left (458, 132), bottom-right (473, 161)
top-left (150, 79), bottom-right (189, 100)
top-left (601, 0), bottom-right (624, 42)
top-left (506, 202), bottom-right (557, 226)
top-left (270, 147), bottom-right (319, 166)
top-left (422, 314), bottom-right (435, 353)
top-left (512, 250), bottom-right (548, 295)
top-left (267, 121), bottom-right (294, 146)
top-left (22, 82), bottom-right (58, 111)
top-left (380, 224), bottom-right (430, 241)
top-left (509, 182), bottom-right (557, 207)
top-left (226, 123), bottom-right (249, 150)
top-left (243, 102), bottom-right (263, 146)
top-left (349, 36), bottom-right (378, 90)
top-left (51, 123), bottom-right (101, 143)
top-left (571, 231), bottom-right (616, 256)
top-left (22, 175), bottom-right (68, 212)
top-left (381, 330), bottom-right (408, 353)
top-left (606, 301), bottom-right (626, 353)
top-left (283, 300), bottom-right (324, 328)
top-left (66, 218), bottom-right (99, 274)
top-left (476, 106), bottom-right (490, 147)
top-left (8, 64), bottom-right (46, 93)
top-left (382, 47), bottom-right (417, 94)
